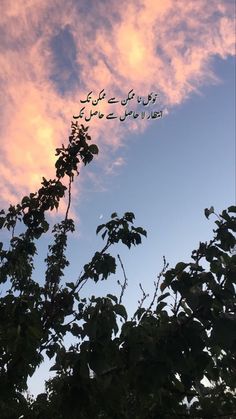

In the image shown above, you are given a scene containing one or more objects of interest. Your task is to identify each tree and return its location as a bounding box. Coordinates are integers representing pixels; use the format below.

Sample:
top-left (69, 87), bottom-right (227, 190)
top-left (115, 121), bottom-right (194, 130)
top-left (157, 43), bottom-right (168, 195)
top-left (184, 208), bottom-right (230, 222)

top-left (0, 122), bottom-right (235, 419)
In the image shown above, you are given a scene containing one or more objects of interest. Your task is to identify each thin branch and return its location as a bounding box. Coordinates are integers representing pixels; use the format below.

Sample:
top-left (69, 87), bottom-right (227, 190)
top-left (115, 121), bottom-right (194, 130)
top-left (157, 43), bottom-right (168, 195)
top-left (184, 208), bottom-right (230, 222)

top-left (138, 283), bottom-right (149, 307)
top-left (173, 295), bottom-right (183, 317)
top-left (117, 254), bottom-right (128, 304)
top-left (148, 256), bottom-right (169, 312)
top-left (65, 175), bottom-right (72, 222)
top-left (131, 283), bottom-right (149, 322)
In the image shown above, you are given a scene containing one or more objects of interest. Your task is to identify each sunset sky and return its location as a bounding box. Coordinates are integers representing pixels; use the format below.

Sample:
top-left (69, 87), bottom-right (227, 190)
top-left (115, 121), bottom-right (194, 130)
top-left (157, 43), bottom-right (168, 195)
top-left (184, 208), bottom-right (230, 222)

top-left (0, 0), bottom-right (235, 394)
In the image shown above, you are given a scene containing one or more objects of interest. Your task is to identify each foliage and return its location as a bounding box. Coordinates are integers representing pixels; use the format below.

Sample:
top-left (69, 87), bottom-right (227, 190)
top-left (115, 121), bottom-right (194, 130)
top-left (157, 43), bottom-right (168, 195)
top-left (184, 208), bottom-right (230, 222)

top-left (0, 122), bottom-right (235, 419)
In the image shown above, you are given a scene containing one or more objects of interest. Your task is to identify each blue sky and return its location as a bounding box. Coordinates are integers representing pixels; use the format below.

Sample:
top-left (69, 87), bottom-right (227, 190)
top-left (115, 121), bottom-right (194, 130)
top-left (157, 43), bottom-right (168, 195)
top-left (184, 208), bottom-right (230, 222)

top-left (67, 54), bottom-right (235, 307)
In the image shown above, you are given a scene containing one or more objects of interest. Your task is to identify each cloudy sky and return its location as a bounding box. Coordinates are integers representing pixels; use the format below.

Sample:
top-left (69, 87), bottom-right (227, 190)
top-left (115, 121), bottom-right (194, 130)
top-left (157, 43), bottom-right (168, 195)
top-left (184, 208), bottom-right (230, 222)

top-left (0, 0), bottom-right (235, 394)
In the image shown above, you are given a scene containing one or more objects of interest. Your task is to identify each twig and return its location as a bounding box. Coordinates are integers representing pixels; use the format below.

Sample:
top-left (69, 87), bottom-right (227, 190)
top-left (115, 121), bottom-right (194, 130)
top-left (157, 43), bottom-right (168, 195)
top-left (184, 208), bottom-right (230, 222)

top-left (117, 254), bottom-right (128, 304)
top-left (138, 283), bottom-right (149, 307)
top-left (148, 256), bottom-right (169, 312)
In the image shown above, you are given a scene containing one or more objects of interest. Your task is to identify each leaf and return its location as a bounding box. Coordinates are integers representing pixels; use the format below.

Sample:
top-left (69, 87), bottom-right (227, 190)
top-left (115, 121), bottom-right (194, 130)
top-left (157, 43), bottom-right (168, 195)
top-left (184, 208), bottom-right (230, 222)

top-left (89, 144), bottom-right (99, 154)
top-left (189, 263), bottom-right (203, 271)
top-left (107, 294), bottom-right (118, 303)
top-left (160, 281), bottom-right (167, 292)
top-left (134, 226), bottom-right (147, 237)
top-left (156, 301), bottom-right (167, 313)
top-left (175, 262), bottom-right (188, 272)
top-left (204, 206), bottom-right (214, 219)
top-left (174, 379), bottom-right (185, 393)
top-left (96, 224), bottom-right (105, 235)
top-left (50, 364), bottom-right (60, 372)
top-left (113, 304), bottom-right (127, 320)
top-left (101, 231), bottom-right (107, 240)
top-left (133, 307), bottom-right (146, 320)
top-left (71, 323), bottom-right (82, 337)
top-left (124, 212), bottom-right (135, 222)
top-left (157, 292), bottom-right (170, 302)
top-left (66, 282), bottom-right (75, 290)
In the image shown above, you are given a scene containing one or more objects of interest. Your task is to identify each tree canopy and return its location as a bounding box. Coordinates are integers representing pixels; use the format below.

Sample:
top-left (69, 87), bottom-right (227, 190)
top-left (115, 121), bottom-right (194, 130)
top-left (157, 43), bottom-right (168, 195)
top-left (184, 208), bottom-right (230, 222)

top-left (0, 122), bottom-right (235, 418)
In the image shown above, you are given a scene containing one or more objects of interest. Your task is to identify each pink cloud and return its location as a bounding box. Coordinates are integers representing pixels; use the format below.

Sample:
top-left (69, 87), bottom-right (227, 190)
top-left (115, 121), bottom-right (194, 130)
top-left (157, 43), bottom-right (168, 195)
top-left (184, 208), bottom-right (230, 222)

top-left (0, 0), bottom-right (234, 208)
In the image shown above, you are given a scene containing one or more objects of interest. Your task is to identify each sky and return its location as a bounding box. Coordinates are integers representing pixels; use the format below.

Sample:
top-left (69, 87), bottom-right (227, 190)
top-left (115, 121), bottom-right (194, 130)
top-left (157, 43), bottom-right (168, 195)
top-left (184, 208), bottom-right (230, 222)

top-left (0, 0), bottom-right (235, 395)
